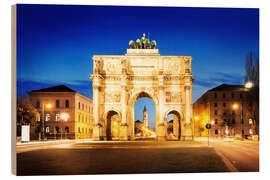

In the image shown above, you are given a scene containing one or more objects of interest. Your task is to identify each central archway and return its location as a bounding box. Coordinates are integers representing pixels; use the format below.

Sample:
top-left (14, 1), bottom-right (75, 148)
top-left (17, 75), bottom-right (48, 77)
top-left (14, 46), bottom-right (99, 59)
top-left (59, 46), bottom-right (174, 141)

top-left (128, 90), bottom-right (158, 140)
top-left (134, 97), bottom-right (156, 140)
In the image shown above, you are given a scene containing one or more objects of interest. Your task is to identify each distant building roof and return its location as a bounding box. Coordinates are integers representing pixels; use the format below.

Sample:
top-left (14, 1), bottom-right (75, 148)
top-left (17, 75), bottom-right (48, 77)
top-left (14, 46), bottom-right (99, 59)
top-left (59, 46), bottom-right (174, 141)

top-left (209, 84), bottom-right (245, 92)
top-left (29, 85), bottom-right (76, 93)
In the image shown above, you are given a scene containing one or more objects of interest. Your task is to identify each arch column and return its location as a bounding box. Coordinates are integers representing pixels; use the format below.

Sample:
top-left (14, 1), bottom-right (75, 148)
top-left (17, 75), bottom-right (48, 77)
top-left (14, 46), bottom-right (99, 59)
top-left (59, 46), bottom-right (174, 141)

top-left (157, 75), bottom-right (166, 141)
top-left (92, 76), bottom-right (102, 140)
top-left (183, 85), bottom-right (193, 140)
top-left (119, 76), bottom-right (128, 140)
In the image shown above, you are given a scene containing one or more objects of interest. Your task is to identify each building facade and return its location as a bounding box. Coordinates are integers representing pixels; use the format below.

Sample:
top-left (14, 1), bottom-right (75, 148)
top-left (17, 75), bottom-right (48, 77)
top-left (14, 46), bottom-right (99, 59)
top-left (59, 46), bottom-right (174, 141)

top-left (28, 85), bottom-right (93, 139)
top-left (193, 84), bottom-right (256, 139)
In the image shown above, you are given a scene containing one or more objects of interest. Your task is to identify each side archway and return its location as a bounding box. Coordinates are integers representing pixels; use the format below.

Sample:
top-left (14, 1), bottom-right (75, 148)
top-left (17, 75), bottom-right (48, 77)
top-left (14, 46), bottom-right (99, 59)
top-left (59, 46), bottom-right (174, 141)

top-left (104, 110), bottom-right (121, 140)
top-left (164, 109), bottom-right (183, 140)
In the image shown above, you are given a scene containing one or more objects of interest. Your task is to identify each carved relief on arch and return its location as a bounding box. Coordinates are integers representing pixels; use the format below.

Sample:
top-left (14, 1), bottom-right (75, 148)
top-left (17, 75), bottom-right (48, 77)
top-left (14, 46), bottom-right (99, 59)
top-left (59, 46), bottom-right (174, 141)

top-left (165, 91), bottom-right (183, 104)
top-left (184, 56), bottom-right (192, 73)
top-left (164, 58), bottom-right (181, 74)
top-left (104, 91), bottom-right (121, 103)
top-left (104, 61), bottom-right (121, 74)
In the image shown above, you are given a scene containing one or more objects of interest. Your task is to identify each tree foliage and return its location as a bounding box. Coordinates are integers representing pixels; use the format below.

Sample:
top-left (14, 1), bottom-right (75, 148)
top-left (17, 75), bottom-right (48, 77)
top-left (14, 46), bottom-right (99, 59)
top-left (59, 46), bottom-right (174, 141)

top-left (245, 51), bottom-right (259, 87)
top-left (17, 96), bottom-right (39, 125)
top-left (244, 51), bottom-right (259, 135)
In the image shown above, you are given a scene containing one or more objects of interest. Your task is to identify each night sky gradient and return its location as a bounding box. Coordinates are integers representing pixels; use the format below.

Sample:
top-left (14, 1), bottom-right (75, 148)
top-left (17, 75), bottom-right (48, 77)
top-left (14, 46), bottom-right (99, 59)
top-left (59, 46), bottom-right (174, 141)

top-left (16, 4), bottom-right (259, 129)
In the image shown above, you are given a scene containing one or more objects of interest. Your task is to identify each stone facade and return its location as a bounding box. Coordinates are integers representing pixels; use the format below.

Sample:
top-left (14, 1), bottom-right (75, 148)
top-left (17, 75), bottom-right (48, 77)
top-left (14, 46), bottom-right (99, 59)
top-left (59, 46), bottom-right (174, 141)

top-left (28, 85), bottom-right (93, 139)
top-left (90, 49), bottom-right (193, 141)
top-left (193, 84), bottom-right (256, 138)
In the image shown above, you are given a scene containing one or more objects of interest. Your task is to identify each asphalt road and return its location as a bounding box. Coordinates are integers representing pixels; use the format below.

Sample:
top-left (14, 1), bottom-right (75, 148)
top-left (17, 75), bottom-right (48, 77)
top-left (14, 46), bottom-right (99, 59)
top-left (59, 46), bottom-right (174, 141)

top-left (16, 140), bottom-right (259, 175)
top-left (212, 141), bottom-right (259, 172)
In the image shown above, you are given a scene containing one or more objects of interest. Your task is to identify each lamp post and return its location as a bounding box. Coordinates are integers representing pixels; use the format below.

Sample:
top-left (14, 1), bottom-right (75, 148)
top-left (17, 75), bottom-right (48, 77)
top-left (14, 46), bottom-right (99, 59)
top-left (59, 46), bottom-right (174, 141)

top-left (41, 103), bottom-right (52, 141)
top-left (232, 103), bottom-right (242, 139)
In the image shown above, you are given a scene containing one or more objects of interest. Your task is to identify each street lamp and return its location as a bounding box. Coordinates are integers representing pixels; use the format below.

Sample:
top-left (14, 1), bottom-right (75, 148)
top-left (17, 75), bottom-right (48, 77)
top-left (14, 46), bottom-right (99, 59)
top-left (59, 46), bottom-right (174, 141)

top-left (245, 81), bottom-right (253, 89)
top-left (41, 103), bottom-right (52, 141)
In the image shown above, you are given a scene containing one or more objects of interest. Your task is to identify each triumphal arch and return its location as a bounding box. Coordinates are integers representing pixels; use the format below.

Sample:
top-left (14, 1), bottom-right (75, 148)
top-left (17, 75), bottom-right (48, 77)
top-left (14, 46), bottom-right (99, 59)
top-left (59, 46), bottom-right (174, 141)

top-left (90, 34), bottom-right (194, 141)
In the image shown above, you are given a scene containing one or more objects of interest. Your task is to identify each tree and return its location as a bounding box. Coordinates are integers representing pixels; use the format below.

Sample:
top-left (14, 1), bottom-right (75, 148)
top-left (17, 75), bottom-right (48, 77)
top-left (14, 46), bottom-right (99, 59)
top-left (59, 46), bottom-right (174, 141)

top-left (17, 95), bottom-right (39, 126)
top-left (244, 51), bottom-right (259, 135)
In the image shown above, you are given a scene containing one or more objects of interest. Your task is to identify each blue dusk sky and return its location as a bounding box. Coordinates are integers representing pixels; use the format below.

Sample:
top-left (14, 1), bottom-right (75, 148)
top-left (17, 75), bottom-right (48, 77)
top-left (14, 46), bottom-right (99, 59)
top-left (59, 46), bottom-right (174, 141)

top-left (16, 4), bottom-right (259, 129)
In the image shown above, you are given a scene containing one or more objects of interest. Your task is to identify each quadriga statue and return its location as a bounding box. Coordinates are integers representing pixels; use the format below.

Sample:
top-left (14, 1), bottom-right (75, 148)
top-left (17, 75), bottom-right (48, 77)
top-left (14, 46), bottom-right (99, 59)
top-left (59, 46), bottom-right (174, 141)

top-left (136, 39), bottom-right (142, 49)
top-left (129, 40), bottom-right (136, 49)
top-left (150, 40), bottom-right (157, 49)
top-left (145, 38), bottom-right (150, 49)
top-left (129, 33), bottom-right (156, 49)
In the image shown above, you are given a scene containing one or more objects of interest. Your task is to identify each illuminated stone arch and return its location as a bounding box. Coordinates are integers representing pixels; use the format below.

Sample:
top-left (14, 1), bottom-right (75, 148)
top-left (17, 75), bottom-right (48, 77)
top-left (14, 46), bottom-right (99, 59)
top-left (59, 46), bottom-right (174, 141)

top-left (90, 48), bottom-right (193, 141)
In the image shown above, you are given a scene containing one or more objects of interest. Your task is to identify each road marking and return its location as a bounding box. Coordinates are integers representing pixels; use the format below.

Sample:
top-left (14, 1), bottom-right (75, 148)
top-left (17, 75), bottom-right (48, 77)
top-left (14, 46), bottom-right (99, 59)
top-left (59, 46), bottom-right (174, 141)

top-left (214, 148), bottom-right (239, 172)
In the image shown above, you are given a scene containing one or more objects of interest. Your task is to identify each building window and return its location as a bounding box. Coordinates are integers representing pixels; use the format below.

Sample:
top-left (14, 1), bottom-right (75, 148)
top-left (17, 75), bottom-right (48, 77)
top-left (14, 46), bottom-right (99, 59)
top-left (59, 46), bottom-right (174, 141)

top-left (56, 100), bottom-right (60, 108)
top-left (214, 103), bottom-right (217, 107)
top-left (78, 102), bottom-right (80, 109)
top-left (214, 93), bottom-right (217, 98)
top-left (241, 118), bottom-right (244, 124)
top-left (78, 127), bottom-right (81, 133)
top-left (45, 114), bottom-right (50, 121)
top-left (223, 112), bottom-right (227, 116)
top-left (215, 129), bottom-right (218, 134)
top-left (232, 111), bottom-right (235, 115)
top-left (242, 130), bottom-right (244, 135)
top-left (214, 110), bottom-right (218, 115)
top-left (249, 129), bottom-right (253, 135)
top-left (65, 100), bottom-right (69, 108)
top-left (36, 114), bottom-right (40, 122)
top-left (215, 119), bottom-right (218, 124)
top-left (78, 114), bottom-right (81, 122)
top-left (223, 102), bottom-right (226, 107)
top-left (240, 94), bottom-right (243, 99)
top-left (55, 114), bottom-right (60, 121)
top-left (249, 119), bottom-right (253, 125)
top-left (46, 127), bottom-right (50, 133)
top-left (55, 127), bottom-right (60, 134)
top-left (82, 104), bottom-right (84, 111)
top-left (232, 119), bottom-right (235, 124)
top-left (231, 93), bottom-right (234, 98)
top-left (36, 100), bottom-right (40, 108)
top-left (65, 127), bottom-right (69, 133)
top-left (223, 93), bottom-right (226, 98)
top-left (82, 128), bottom-right (84, 133)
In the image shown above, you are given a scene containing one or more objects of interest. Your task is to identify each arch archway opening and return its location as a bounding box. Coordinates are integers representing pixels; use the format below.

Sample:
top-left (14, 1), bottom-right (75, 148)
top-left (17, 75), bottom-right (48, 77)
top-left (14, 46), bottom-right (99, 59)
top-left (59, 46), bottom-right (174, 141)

top-left (166, 110), bottom-right (181, 141)
top-left (106, 110), bottom-right (121, 141)
top-left (134, 95), bottom-right (156, 140)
